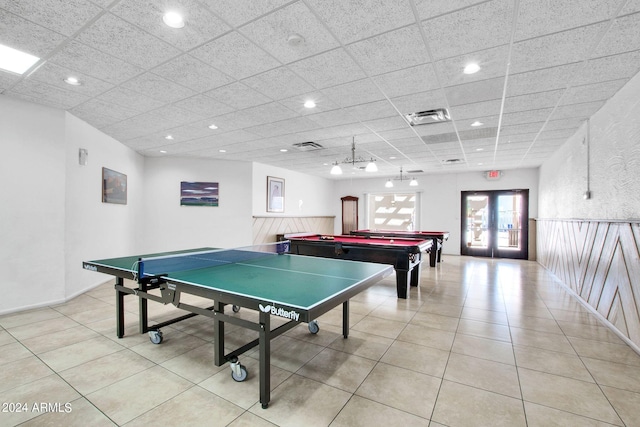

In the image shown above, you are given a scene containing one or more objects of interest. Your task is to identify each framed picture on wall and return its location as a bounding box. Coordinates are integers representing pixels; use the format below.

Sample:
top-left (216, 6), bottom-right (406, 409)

top-left (180, 181), bottom-right (219, 206)
top-left (267, 176), bottom-right (284, 213)
top-left (102, 167), bottom-right (127, 205)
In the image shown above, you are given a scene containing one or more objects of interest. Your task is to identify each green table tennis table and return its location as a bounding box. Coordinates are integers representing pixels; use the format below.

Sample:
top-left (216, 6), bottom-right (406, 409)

top-left (83, 244), bottom-right (392, 409)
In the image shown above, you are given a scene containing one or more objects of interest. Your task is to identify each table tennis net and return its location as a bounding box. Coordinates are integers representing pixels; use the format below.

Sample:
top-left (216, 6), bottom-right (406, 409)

top-left (136, 242), bottom-right (290, 279)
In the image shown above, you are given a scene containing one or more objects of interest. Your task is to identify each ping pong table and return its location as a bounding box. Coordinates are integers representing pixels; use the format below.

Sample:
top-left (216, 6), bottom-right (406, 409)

top-left (83, 244), bottom-right (392, 409)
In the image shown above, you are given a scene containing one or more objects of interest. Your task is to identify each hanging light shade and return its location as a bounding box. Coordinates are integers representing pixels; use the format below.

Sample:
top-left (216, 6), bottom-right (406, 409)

top-left (409, 178), bottom-right (418, 186)
top-left (365, 161), bottom-right (378, 172)
top-left (330, 162), bottom-right (343, 175)
top-left (385, 179), bottom-right (393, 188)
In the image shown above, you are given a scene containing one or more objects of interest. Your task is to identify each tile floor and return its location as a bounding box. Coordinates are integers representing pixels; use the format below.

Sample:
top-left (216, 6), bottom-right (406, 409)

top-left (1, 256), bottom-right (640, 426)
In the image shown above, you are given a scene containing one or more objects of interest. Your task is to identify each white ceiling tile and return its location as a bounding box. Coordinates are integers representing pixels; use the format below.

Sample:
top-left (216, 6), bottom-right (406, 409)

top-left (288, 48), bottom-right (367, 89)
top-left (510, 23), bottom-right (608, 74)
top-left (70, 97), bottom-right (139, 125)
top-left (306, 0), bottom-right (416, 44)
top-left (560, 79), bottom-right (628, 105)
top-left (306, 109), bottom-right (359, 127)
top-left (422, 0), bottom-right (514, 60)
top-left (507, 63), bottom-right (582, 97)
top-left (190, 31), bottom-right (280, 79)
top-left (152, 54), bottom-right (234, 92)
top-left (111, 0), bottom-right (231, 51)
top-left (200, 0), bottom-right (292, 27)
top-left (0, 73), bottom-right (20, 91)
top-left (321, 78), bottom-right (386, 107)
top-left (235, 102), bottom-right (298, 127)
top-left (502, 108), bottom-right (554, 126)
top-left (242, 66), bottom-right (315, 100)
top-left (0, 9), bottom-right (67, 57)
top-left (372, 63), bottom-right (439, 99)
top-left (620, 0), bottom-right (640, 15)
top-left (49, 40), bottom-right (144, 85)
top-left (577, 50), bottom-right (640, 85)
top-left (173, 94), bottom-right (234, 117)
top-left (97, 86), bottom-right (164, 114)
top-left (592, 12), bottom-right (640, 58)
top-left (553, 101), bottom-right (605, 120)
top-left (515, 0), bottom-right (619, 41)
top-left (448, 100), bottom-right (502, 121)
top-left (121, 73), bottom-right (196, 104)
top-left (0, 0), bottom-right (103, 36)
top-left (347, 26), bottom-right (430, 76)
top-left (239, 1), bottom-right (339, 64)
top-left (342, 100), bottom-right (399, 121)
top-left (76, 13), bottom-right (182, 68)
top-left (414, 0), bottom-right (485, 20)
top-left (445, 77), bottom-right (505, 106)
top-left (504, 89), bottom-right (565, 113)
top-left (204, 82), bottom-right (273, 110)
top-left (363, 116), bottom-right (408, 133)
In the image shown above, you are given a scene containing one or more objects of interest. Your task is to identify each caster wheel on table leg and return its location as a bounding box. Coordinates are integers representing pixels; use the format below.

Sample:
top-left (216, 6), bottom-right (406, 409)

top-left (308, 320), bottom-right (319, 334)
top-left (149, 330), bottom-right (163, 344)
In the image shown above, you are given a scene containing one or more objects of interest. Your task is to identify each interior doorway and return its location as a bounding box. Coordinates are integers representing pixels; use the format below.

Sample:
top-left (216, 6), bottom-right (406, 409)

top-left (460, 190), bottom-right (529, 259)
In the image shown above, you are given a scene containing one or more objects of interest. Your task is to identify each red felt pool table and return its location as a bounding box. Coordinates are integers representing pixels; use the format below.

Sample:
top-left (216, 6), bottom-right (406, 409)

top-left (286, 234), bottom-right (433, 299)
top-left (351, 230), bottom-right (449, 267)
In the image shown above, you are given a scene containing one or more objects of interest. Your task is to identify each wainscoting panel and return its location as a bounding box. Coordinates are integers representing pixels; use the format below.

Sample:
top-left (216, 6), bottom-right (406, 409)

top-left (252, 216), bottom-right (335, 245)
top-left (537, 219), bottom-right (640, 349)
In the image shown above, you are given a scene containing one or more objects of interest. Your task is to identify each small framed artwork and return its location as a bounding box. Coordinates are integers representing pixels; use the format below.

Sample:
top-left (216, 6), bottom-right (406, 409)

top-left (267, 176), bottom-right (284, 213)
top-left (102, 167), bottom-right (127, 204)
top-left (180, 181), bottom-right (219, 206)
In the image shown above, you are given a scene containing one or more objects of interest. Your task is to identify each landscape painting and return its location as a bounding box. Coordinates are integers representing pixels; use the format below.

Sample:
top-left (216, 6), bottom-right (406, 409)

top-left (180, 181), bottom-right (219, 207)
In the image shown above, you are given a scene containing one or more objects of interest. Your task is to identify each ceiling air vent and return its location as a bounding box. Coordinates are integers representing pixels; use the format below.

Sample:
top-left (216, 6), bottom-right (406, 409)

top-left (405, 108), bottom-right (451, 126)
top-left (442, 158), bottom-right (464, 165)
top-left (292, 141), bottom-right (325, 151)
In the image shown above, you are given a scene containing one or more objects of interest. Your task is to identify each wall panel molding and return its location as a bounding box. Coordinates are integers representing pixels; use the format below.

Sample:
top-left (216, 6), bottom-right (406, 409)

top-left (252, 216), bottom-right (334, 245)
top-left (537, 219), bottom-right (640, 350)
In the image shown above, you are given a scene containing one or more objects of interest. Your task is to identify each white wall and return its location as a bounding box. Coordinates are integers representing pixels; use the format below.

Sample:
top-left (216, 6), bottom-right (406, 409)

top-left (252, 162), bottom-right (335, 216)
top-left (65, 113), bottom-right (144, 298)
top-left (141, 156), bottom-right (253, 252)
top-left (334, 168), bottom-right (539, 255)
top-left (0, 96), bottom-right (67, 312)
top-left (539, 70), bottom-right (640, 219)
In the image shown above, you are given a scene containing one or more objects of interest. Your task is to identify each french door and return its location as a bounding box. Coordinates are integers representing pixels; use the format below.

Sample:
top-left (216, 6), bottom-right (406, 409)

top-left (460, 190), bottom-right (529, 259)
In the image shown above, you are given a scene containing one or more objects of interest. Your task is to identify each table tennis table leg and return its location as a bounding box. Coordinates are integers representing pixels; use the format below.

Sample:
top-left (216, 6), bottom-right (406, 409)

top-left (115, 278), bottom-right (125, 338)
top-left (259, 310), bottom-right (271, 409)
top-left (213, 301), bottom-right (225, 366)
top-left (139, 280), bottom-right (148, 334)
top-left (342, 301), bottom-right (349, 339)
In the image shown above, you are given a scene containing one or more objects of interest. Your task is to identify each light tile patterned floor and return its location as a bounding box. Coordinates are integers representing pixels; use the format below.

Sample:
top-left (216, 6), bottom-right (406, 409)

top-left (1, 256), bottom-right (640, 426)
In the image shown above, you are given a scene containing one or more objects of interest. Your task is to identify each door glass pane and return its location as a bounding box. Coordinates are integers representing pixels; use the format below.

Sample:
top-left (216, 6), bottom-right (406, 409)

top-left (497, 194), bottom-right (522, 250)
top-left (368, 193), bottom-right (416, 230)
top-left (465, 195), bottom-right (489, 248)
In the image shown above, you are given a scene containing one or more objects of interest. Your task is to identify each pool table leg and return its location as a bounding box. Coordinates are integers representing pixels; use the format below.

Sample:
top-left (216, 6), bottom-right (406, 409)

top-left (396, 269), bottom-right (410, 299)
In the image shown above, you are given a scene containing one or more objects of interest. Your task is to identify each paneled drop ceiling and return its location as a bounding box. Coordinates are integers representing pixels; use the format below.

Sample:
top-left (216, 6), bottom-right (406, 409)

top-left (1, 0), bottom-right (639, 179)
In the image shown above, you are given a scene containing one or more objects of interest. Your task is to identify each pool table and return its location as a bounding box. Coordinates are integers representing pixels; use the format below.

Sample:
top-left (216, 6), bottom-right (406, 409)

top-left (286, 234), bottom-right (432, 299)
top-left (351, 230), bottom-right (449, 267)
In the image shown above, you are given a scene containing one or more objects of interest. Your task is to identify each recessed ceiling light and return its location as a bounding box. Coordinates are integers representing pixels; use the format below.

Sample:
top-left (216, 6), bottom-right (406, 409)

top-left (0, 43), bottom-right (40, 74)
top-left (160, 150), bottom-right (167, 154)
top-left (471, 121), bottom-right (484, 127)
top-left (219, 149), bottom-right (226, 153)
top-left (464, 63), bottom-right (481, 74)
top-left (208, 123), bottom-right (218, 129)
top-left (165, 135), bottom-right (174, 140)
top-left (389, 156), bottom-right (397, 160)
top-left (304, 100), bottom-right (316, 109)
top-left (163, 11), bottom-right (185, 28)
top-left (64, 76), bottom-right (81, 86)
top-left (280, 149), bottom-right (288, 152)
top-left (476, 148), bottom-right (484, 151)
